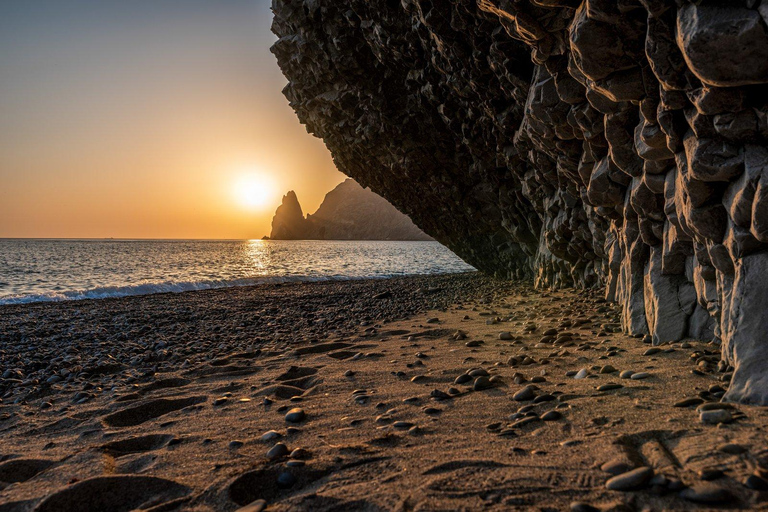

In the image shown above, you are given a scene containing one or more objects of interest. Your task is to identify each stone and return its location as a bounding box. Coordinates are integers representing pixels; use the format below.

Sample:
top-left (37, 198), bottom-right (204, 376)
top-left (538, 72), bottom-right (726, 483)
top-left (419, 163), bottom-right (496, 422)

top-left (513, 385), bottom-right (537, 401)
top-left (605, 466), bottom-right (654, 491)
top-left (284, 408), bottom-right (306, 423)
top-left (679, 483), bottom-right (734, 504)
top-left (677, 4), bottom-right (768, 87)
top-left (700, 409), bottom-right (732, 424)
top-left (266, 443), bottom-right (289, 460)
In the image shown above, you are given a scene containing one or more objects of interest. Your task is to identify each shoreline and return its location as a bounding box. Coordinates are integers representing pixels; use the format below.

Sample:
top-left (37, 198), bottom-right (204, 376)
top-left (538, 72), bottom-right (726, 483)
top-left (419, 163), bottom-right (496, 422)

top-left (0, 271), bottom-right (478, 307)
top-left (1, 274), bottom-right (766, 511)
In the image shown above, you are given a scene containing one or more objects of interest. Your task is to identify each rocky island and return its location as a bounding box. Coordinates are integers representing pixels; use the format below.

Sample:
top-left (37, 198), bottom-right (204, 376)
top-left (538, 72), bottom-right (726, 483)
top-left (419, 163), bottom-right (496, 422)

top-left (268, 179), bottom-right (432, 241)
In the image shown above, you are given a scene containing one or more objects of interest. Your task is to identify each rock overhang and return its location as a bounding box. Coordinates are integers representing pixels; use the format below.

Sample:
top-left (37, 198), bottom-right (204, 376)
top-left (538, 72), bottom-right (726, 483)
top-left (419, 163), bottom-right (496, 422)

top-left (271, 0), bottom-right (768, 404)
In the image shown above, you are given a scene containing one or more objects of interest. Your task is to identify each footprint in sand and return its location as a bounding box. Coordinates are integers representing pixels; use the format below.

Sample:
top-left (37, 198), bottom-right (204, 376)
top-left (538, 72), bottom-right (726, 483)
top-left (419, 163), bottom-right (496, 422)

top-left (0, 458), bottom-right (55, 485)
top-left (102, 396), bottom-right (206, 428)
top-left (34, 475), bottom-right (190, 512)
top-left (101, 434), bottom-right (175, 456)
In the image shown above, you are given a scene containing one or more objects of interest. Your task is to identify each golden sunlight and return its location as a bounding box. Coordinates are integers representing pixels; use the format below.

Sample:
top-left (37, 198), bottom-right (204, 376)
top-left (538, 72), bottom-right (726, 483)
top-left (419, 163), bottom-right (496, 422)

top-left (232, 171), bottom-right (276, 211)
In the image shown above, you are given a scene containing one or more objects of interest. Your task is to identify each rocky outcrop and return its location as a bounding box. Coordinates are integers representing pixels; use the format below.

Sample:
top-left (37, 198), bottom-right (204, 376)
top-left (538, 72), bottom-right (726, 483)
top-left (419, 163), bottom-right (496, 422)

top-left (269, 179), bottom-right (432, 240)
top-left (271, 0), bottom-right (768, 404)
top-left (270, 191), bottom-right (309, 240)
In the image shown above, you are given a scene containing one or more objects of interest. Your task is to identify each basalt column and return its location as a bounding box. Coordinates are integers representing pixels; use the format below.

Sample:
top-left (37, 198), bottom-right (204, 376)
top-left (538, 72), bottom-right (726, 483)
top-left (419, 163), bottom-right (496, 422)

top-left (271, 0), bottom-right (768, 405)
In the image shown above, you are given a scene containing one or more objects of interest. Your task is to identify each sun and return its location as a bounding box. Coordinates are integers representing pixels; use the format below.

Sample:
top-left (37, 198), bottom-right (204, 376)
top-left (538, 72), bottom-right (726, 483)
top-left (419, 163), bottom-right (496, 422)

top-left (232, 172), bottom-right (276, 211)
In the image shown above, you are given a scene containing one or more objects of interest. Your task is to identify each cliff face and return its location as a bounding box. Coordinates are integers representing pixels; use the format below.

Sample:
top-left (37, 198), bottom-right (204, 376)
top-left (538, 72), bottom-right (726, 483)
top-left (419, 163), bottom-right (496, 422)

top-left (269, 180), bottom-right (432, 240)
top-left (271, 1), bottom-right (768, 404)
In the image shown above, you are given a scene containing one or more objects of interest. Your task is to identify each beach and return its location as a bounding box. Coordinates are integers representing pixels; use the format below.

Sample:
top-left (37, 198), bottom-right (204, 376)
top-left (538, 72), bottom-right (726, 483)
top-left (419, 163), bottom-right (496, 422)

top-left (1, 273), bottom-right (766, 511)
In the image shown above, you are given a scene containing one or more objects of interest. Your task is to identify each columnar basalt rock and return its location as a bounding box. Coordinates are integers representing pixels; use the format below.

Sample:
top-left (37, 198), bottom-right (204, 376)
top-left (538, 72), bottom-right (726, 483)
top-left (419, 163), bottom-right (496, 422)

top-left (271, 0), bottom-right (768, 404)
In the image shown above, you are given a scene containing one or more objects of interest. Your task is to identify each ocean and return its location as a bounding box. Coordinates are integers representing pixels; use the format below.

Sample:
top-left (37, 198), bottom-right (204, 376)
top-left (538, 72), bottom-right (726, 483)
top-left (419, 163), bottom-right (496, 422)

top-left (0, 239), bottom-right (475, 305)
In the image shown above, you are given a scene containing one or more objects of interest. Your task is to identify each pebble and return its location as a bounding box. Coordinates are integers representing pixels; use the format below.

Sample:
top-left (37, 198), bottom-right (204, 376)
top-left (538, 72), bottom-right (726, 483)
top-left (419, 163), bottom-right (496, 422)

top-left (643, 348), bottom-right (661, 356)
top-left (285, 408), bottom-right (306, 423)
top-left (473, 376), bottom-right (493, 391)
top-left (290, 448), bottom-right (311, 459)
top-left (679, 483), bottom-right (733, 503)
top-left (260, 430), bottom-right (282, 442)
top-left (673, 397), bottom-right (704, 408)
top-left (599, 365), bottom-right (617, 374)
top-left (267, 443), bottom-right (289, 460)
top-left (700, 409), bottom-right (732, 424)
top-left (718, 443), bottom-right (746, 454)
top-left (454, 374), bottom-right (472, 385)
top-left (229, 440), bottom-right (244, 449)
top-left (573, 369), bottom-right (588, 379)
top-left (597, 383), bottom-right (623, 392)
top-left (630, 372), bottom-right (650, 380)
top-left (745, 474), bottom-right (768, 491)
top-left (541, 411), bottom-right (562, 421)
top-left (619, 370), bottom-right (634, 379)
top-left (499, 332), bottom-right (513, 340)
top-left (276, 471), bottom-right (296, 488)
top-left (605, 466), bottom-right (653, 491)
top-left (513, 385), bottom-right (536, 401)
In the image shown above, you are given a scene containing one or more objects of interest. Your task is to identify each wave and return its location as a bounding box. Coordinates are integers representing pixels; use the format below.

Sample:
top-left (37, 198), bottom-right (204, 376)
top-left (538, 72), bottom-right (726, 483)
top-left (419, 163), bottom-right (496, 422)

top-left (0, 274), bottom-right (392, 306)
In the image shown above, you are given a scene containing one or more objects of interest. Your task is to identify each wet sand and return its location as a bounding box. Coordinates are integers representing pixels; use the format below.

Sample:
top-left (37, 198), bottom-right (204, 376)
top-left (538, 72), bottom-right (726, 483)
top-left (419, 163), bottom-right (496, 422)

top-left (1, 274), bottom-right (767, 511)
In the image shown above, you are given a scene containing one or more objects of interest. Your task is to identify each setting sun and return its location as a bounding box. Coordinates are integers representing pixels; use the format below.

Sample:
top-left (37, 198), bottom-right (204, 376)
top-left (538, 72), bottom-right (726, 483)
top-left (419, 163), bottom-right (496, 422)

top-left (233, 172), bottom-right (276, 211)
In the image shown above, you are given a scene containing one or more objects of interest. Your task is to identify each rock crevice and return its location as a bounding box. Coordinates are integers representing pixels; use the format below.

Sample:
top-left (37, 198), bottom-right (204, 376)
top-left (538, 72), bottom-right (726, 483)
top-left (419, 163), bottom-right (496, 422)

top-left (271, 0), bottom-right (768, 404)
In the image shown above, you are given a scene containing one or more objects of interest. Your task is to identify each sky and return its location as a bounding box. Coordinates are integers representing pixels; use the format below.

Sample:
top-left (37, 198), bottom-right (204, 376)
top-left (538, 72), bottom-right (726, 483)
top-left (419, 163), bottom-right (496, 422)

top-left (0, 0), bottom-right (345, 239)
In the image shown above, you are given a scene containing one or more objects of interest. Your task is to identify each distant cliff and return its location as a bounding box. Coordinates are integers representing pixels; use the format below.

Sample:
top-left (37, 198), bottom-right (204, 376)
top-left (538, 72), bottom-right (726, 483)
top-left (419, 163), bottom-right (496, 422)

top-left (268, 179), bottom-right (432, 241)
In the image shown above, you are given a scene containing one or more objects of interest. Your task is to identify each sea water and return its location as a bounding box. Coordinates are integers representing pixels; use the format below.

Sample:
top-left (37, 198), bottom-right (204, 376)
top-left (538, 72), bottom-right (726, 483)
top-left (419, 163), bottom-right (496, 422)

top-left (0, 239), bottom-right (475, 305)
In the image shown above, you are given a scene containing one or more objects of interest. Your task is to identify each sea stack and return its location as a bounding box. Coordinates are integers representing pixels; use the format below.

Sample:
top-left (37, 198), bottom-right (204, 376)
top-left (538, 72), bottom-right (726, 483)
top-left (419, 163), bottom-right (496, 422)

top-left (269, 179), bottom-right (432, 240)
top-left (271, 1), bottom-right (768, 404)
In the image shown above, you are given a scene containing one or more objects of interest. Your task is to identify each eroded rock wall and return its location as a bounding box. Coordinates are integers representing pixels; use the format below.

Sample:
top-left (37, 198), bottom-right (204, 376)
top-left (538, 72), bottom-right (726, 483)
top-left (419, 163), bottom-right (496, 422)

top-left (271, 0), bottom-right (768, 404)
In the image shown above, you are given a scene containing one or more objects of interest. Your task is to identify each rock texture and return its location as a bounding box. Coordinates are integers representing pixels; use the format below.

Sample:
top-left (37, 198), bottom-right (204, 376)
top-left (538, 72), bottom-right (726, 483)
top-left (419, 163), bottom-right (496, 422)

top-left (271, 0), bottom-right (768, 404)
top-left (269, 179), bottom-right (432, 240)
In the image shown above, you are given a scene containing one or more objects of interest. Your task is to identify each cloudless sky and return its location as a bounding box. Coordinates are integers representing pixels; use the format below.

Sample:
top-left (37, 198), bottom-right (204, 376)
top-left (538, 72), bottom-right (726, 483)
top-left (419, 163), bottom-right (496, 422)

top-left (0, 0), bottom-right (344, 239)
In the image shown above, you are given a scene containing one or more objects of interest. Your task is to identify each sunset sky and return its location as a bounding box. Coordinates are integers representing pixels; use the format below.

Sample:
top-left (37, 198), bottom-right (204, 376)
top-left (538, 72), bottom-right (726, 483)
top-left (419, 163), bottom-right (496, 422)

top-left (0, 0), bottom-right (345, 239)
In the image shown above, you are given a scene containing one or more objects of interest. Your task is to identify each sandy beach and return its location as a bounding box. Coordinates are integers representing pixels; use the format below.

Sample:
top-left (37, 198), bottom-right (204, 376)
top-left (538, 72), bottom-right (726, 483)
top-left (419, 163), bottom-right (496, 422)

top-left (1, 274), bottom-right (766, 511)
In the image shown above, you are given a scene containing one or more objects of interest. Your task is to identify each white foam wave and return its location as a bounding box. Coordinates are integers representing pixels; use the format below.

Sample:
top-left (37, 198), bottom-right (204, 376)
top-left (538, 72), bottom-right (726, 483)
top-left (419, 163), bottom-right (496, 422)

top-left (0, 274), bottom-right (386, 306)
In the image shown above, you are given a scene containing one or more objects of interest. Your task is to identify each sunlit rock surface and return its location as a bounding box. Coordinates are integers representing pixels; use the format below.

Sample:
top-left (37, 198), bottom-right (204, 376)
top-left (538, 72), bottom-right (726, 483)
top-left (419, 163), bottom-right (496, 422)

top-left (271, 0), bottom-right (768, 404)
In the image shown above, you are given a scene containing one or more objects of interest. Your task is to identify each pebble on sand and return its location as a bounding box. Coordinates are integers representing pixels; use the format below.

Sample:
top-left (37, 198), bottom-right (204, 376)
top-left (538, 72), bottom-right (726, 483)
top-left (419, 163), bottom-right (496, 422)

top-left (605, 466), bottom-right (653, 491)
top-left (700, 409), bottom-right (732, 424)
top-left (285, 408), bottom-right (306, 423)
top-left (679, 483), bottom-right (734, 504)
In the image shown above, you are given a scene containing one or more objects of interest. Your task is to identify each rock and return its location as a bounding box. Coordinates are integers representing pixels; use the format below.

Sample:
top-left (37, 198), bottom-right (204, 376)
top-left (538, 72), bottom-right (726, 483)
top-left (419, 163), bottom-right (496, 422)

top-left (700, 409), bottom-right (732, 424)
top-left (677, 4), bottom-right (768, 87)
top-left (499, 332), bottom-right (513, 340)
top-left (473, 376), bottom-right (493, 391)
top-left (541, 411), bottom-right (562, 421)
top-left (267, 443), bottom-right (289, 459)
top-left (605, 466), bottom-right (654, 491)
top-left (269, 180), bottom-right (431, 241)
top-left (260, 430), bottom-right (282, 442)
top-left (271, 0), bottom-right (768, 405)
top-left (284, 408), bottom-right (306, 423)
top-left (513, 385), bottom-right (537, 401)
top-left (745, 474), bottom-right (768, 491)
top-left (630, 372), bottom-right (650, 380)
top-left (574, 369), bottom-right (588, 379)
top-left (679, 483), bottom-right (734, 504)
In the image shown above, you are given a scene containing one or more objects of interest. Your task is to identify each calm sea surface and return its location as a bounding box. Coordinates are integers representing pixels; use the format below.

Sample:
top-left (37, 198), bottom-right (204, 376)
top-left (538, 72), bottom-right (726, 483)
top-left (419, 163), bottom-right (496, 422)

top-left (0, 240), bottom-right (475, 305)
